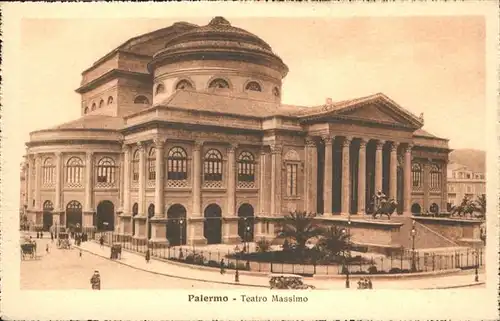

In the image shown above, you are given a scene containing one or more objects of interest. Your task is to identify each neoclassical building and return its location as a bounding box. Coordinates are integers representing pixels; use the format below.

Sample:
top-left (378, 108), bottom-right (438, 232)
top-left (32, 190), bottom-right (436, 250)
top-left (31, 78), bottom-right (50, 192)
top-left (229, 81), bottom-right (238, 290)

top-left (22, 17), bottom-right (450, 246)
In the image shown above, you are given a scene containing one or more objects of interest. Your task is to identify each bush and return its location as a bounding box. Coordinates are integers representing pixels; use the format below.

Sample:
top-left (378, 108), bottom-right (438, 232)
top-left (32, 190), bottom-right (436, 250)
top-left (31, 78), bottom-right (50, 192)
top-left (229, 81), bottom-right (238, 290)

top-left (368, 265), bottom-right (378, 274)
top-left (207, 260), bottom-right (219, 268)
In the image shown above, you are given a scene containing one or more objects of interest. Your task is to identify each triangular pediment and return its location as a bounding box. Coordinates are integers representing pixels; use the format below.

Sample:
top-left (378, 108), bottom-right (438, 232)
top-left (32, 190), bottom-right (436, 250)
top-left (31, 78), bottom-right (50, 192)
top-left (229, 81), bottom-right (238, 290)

top-left (299, 93), bottom-right (423, 129)
top-left (340, 104), bottom-right (404, 124)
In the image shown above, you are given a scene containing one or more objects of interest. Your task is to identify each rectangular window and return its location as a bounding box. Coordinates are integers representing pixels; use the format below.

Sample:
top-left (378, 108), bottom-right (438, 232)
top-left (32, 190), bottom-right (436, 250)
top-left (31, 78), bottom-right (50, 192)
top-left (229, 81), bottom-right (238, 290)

top-left (286, 163), bottom-right (298, 196)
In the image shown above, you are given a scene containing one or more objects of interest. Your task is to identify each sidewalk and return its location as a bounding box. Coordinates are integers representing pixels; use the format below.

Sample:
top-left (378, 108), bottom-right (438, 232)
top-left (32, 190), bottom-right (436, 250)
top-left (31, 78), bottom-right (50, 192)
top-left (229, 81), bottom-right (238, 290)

top-left (76, 241), bottom-right (485, 290)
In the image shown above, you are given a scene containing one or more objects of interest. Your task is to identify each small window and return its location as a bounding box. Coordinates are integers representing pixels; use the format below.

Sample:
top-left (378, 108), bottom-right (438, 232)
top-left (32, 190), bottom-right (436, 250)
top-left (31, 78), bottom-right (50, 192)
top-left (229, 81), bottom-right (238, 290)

top-left (208, 78), bottom-right (230, 89)
top-left (286, 163), bottom-right (298, 196)
top-left (167, 147), bottom-right (188, 180)
top-left (245, 81), bottom-right (262, 92)
top-left (84, 107), bottom-right (89, 114)
top-left (204, 149), bottom-right (223, 181)
top-left (99, 99), bottom-right (104, 108)
top-left (175, 80), bottom-right (194, 90)
top-left (134, 95), bottom-right (150, 104)
top-left (91, 103), bottom-right (96, 111)
top-left (132, 149), bottom-right (140, 181)
top-left (132, 203), bottom-right (139, 216)
top-left (155, 84), bottom-right (165, 95)
top-left (148, 147), bottom-right (156, 180)
top-left (237, 151), bottom-right (255, 182)
top-left (96, 157), bottom-right (116, 183)
top-left (412, 163), bottom-right (423, 188)
top-left (273, 87), bottom-right (280, 97)
top-left (107, 96), bottom-right (114, 105)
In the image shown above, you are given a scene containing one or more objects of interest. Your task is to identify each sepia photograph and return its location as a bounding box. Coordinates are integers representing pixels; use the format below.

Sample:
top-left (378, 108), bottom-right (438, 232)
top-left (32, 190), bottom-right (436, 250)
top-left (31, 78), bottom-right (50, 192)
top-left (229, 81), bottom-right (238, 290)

top-left (1, 2), bottom-right (498, 320)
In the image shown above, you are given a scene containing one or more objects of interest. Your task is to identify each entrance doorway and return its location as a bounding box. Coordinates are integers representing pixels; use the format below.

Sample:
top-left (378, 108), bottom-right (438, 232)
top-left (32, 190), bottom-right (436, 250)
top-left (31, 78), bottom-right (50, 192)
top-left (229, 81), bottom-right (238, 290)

top-left (166, 204), bottom-right (187, 246)
top-left (237, 203), bottom-right (254, 241)
top-left (42, 200), bottom-right (54, 231)
top-left (204, 204), bottom-right (222, 244)
top-left (411, 203), bottom-right (421, 215)
top-left (66, 200), bottom-right (82, 229)
top-left (95, 200), bottom-right (115, 231)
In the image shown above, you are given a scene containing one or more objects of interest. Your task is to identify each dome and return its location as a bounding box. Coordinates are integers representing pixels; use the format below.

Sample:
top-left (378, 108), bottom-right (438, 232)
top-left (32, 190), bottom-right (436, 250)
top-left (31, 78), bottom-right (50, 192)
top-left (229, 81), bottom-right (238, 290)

top-left (149, 17), bottom-right (288, 77)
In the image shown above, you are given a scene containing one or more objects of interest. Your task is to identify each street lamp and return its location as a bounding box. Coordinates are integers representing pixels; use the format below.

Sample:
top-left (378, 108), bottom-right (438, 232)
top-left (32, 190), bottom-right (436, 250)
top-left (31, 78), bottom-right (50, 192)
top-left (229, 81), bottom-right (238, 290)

top-left (342, 217), bottom-right (352, 289)
top-left (245, 225), bottom-right (251, 253)
top-left (411, 220), bottom-right (417, 272)
top-left (179, 218), bottom-right (184, 246)
top-left (474, 250), bottom-right (479, 282)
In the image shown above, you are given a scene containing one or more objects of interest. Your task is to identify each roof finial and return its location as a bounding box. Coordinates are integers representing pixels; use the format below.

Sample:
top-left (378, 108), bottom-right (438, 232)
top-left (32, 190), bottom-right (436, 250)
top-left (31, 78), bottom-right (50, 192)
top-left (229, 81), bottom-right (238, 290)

top-left (419, 112), bottom-right (424, 124)
top-left (209, 16), bottom-right (231, 27)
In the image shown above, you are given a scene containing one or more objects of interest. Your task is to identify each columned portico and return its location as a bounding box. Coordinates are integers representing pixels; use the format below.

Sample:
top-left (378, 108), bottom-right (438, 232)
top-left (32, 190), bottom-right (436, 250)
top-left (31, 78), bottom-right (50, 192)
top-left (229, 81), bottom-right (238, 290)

top-left (53, 151), bottom-right (62, 225)
top-left (304, 137), bottom-right (318, 213)
top-left (270, 144), bottom-right (283, 216)
top-left (121, 144), bottom-right (132, 236)
top-left (341, 136), bottom-right (351, 215)
top-left (150, 138), bottom-right (167, 244)
top-left (389, 142), bottom-right (399, 200)
top-left (134, 142), bottom-right (146, 240)
top-left (322, 136), bottom-right (333, 215)
top-left (403, 145), bottom-right (412, 214)
top-left (83, 151), bottom-right (94, 231)
top-left (357, 139), bottom-right (367, 215)
top-left (375, 140), bottom-right (384, 194)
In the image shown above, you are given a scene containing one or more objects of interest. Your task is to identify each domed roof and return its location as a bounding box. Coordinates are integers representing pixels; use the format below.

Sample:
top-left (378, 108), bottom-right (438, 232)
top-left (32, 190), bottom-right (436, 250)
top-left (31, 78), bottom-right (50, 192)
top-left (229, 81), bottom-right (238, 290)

top-left (149, 17), bottom-right (288, 77)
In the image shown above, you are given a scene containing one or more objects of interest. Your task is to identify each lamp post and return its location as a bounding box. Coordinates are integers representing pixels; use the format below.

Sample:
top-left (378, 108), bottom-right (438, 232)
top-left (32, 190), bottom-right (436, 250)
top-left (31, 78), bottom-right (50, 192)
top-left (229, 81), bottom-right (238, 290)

top-left (179, 218), bottom-right (184, 247)
top-left (411, 220), bottom-right (417, 272)
top-left (474, 250), bottom-right (479, 282)
top-left (342, 217), bottom-right (352, 289)
top-left (246, 225), bottom-right (251, 253)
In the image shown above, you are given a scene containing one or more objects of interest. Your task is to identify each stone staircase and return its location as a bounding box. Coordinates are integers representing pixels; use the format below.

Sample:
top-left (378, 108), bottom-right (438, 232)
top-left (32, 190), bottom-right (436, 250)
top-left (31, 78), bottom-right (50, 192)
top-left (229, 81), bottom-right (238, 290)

top-left (392, 217), bottom-right (461, 250)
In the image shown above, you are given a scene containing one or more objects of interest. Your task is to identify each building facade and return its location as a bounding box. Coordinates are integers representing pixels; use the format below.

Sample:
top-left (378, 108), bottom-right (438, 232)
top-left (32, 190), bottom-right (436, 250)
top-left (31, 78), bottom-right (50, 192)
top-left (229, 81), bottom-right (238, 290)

top-left (22, 17), bottom-right (450, 246)
top-left (447, 163), bottom-right (486, 209)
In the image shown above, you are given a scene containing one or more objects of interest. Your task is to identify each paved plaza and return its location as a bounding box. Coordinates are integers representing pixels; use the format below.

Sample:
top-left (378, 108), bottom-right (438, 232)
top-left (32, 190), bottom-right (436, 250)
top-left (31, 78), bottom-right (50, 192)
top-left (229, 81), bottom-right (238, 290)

top-left (20, 237), bottom-right (251, 290)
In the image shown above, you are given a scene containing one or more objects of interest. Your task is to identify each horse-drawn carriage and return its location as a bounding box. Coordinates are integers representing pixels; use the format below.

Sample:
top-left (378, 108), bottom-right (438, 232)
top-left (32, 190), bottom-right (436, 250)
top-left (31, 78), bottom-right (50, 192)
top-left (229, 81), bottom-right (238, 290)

top-left (57, 232), bottom-right (71, 249)
top-left (110, 243), bottom-right (122, 260)
top-left (268, 274), bottom-right (315, 290)
top-left (20, 237), bottom-right (37, 260)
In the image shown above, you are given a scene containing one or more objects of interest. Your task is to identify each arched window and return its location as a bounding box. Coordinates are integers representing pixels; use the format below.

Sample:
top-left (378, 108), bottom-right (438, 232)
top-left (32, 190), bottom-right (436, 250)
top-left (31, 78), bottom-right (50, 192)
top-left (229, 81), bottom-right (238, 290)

top-left (99, 99), bottom-right (104, 108)
top-left (245, 81), bottom-right (262, 92)
top-left (208, 78), bottom-right (230, 89)
top-left (273, 87), bottom-right (280, 97)
top-left (91, 103), bottom-right (96, 111)
top-left (167, 147), bottom-right (188, 180)
top-left (96, 157), bottom-right (116, 183)
top-left (42, 157), bottom-right (55, 184)
top-left (237, 151), bottom-right (255, 182)
top-left (148, 147), bottom-right (156, 180)
top-left (155, 84), bottom-right (165, 95)
top-left (175, 80), bottom-right (193, 90)
top-left (66, 157), bottom-right (84, 184)
top-left (132, 149), bottom-right (140, 181)
top-left (429, 164), bottom-right (442, 190)
top-left (412, 163), bottom-right (423, 189)
top-left (134, 95), bottom-right (150, 104)
top-left (84, 107), bottom-right (89, 114)
top-left (107, 96), bottom-right (114, 105)
top-left (204, 149), bottom-right (223, 181)
top-left (132, 203), bottom-right (138, 215)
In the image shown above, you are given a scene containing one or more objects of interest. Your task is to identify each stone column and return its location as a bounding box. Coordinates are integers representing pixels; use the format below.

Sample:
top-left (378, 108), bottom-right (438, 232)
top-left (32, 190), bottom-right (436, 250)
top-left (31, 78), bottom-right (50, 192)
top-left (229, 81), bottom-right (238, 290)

top-left (53, 152), bottom-right (62, 225)
top-left (375, 140), bottom-right (385, 194)
top-left (389, 142), bottom-right (399, 200)
top-left (192, 141), bottom-right (203, 217)
top-left (84, 151), bottom-right (94, 213)
top-left (423, 160), bottom-right (430, 212)
top-left (270, 144), bottom-right (283, 216)
top-left (304, 137), bottom-right (318, 213)
top-left (323, 136), bottom-right (333, 215)
top-left (27, 155), bottom-right (33, 210)
top-left (258, 147), bottom-right (268, 215)
top-left (441, 161), bottom-right (448, 212)
top-left (138, 142), bottom-right (146, 216)
top-left (341, 137), bottom-right (351, 215)
top-left (34, 154), bottom-right (41, 211)
top-left (226, 143), bottom-right (237, 216)
top-left (122, 144), bottom-right (131, 235)
top-left (357, 139), bottom-right (367, 215)
top-left (403, 145), bottom-right (412, 214)
top-left (154, 138), bottom-right (165, 217)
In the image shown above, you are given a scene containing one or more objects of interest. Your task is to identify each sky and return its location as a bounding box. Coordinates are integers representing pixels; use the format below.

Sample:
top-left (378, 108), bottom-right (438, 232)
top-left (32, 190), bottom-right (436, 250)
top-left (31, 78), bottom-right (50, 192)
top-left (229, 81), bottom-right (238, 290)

top-left (15, 16), bottom-right (486, 164)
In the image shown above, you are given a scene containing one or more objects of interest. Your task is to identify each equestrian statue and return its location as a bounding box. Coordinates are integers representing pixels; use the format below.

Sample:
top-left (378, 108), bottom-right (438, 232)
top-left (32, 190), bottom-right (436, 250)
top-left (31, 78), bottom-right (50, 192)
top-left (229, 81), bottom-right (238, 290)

top-left (371, 191), bottom-right (398, 219)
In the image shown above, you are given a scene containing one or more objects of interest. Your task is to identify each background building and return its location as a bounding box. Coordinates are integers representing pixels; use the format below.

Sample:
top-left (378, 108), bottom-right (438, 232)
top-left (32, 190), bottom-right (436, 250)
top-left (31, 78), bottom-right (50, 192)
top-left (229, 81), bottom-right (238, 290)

top-left (21, 17), bottom-right (450, 247)
top-left (447, 162), bottom-right (486, 209)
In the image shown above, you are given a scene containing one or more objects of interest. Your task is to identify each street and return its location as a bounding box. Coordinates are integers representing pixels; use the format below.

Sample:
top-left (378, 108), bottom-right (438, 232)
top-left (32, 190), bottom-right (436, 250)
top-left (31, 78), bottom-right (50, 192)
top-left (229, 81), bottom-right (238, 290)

top-left (21, 237), bottom-right (251, 290)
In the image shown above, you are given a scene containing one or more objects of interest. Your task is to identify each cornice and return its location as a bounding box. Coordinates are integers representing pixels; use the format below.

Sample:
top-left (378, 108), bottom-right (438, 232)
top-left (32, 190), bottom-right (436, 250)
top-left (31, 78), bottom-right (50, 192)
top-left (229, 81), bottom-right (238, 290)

top-left (76, 69), bottom-right (152, 94)
top-left (26, 139), bottom-right (123, 148)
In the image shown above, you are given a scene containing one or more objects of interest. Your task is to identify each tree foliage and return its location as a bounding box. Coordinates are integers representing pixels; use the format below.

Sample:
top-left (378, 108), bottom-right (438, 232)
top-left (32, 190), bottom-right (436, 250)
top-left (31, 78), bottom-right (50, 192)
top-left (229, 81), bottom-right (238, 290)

top-left (317, 226), bottom-right (348, 257)
top-left (277, 211), bottom-right (324, 252)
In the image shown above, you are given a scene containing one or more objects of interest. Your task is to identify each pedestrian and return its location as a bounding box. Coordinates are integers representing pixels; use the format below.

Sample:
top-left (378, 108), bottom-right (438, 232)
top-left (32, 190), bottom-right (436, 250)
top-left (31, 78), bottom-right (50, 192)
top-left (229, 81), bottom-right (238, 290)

top-left (45, 243), bottom-right (49, 254)
top-left (50, 232), bottom-right (54, 241)
top-left (220, 259), bottom-right (226, 274)
top-left (357, 278), bottom-right (363, 289)
top-left (90, 270), bottom-right (101, 290)
top-left (145, 249), bottom-right (150, 263)
top-left (36, 231), bottom-right (39, 239)
top-left (79, 250), bottom-right (82, 258)
top-left (40, 231), bottom-right (44, 239)
top-left (99, 236), bottom-right (104, 248)
top-left (235, 269), bottom-right (240, 283)
top-left (368, 278), bottom-right (373, 289)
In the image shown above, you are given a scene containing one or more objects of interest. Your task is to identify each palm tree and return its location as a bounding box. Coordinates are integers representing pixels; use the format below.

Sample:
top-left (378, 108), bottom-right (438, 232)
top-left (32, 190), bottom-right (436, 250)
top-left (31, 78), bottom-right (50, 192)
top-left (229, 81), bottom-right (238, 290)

top-left (317, 226), bottom-right (348, 257)
top-left (277, 211), bottom-right (324, 253)
top-left (473, 194), bottom-right (486, 219)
